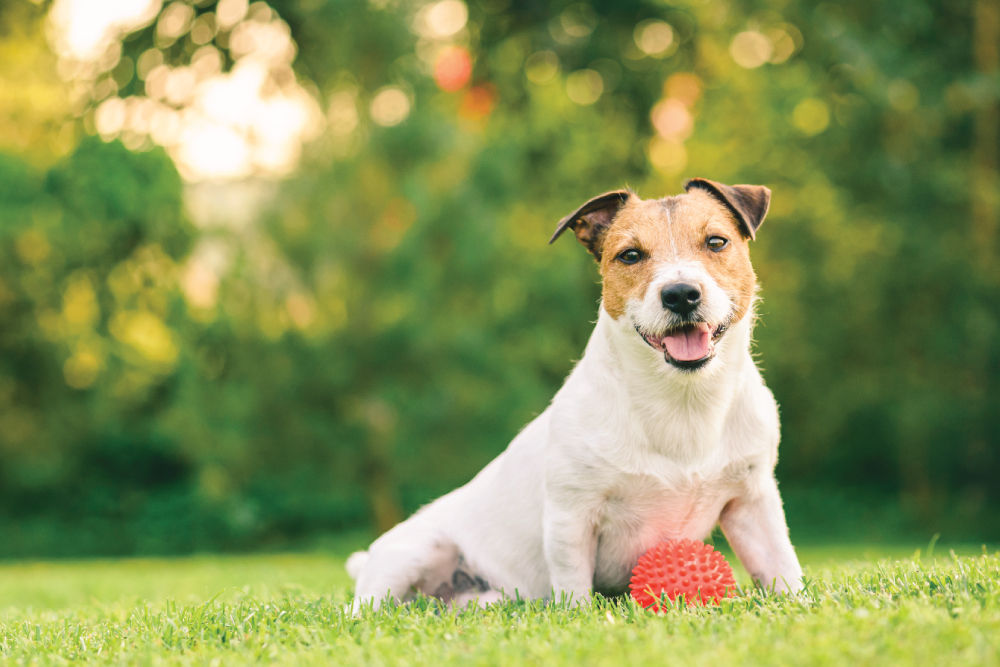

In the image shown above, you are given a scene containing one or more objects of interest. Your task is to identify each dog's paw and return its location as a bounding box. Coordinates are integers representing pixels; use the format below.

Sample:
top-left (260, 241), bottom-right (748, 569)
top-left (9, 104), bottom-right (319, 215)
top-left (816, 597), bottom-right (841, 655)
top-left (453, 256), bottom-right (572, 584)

top-left (344, 598), bottom-right (366, 617)
top-left (344, 594), bottom-right (386, 617)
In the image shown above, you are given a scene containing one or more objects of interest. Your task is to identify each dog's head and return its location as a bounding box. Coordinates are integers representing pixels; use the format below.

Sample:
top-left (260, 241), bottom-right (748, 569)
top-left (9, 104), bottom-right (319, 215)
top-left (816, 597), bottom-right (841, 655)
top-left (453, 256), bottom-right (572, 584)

top-left (550, 178), bottom-right (770, 372)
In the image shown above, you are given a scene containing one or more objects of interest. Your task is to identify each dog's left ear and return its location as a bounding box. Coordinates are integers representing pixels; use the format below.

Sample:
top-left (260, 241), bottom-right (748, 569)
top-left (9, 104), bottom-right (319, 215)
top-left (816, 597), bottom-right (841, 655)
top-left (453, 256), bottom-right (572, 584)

top-left (549, 190), bottom-right (632, 261)
top-left (684, 178), bottom-right (771, 240)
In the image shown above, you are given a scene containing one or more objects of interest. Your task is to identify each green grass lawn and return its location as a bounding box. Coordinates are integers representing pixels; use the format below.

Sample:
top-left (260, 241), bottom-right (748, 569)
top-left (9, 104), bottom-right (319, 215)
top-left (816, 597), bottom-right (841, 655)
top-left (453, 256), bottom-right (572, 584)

top-left (1, 539), bottom-right (998, 665)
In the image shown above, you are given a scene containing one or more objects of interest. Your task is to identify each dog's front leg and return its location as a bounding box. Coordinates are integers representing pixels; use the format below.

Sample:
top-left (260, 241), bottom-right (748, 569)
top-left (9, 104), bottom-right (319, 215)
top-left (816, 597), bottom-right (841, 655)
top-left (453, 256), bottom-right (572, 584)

top-left (542, 497), bottom-right (597, 606)
top-left (719, 475), bottom-right (803, 594)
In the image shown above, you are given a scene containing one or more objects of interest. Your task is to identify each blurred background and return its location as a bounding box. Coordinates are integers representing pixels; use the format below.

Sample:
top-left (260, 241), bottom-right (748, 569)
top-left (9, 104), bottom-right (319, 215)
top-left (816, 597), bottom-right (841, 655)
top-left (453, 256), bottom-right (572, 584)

top-left (0, 0), bottom-right (997, 558)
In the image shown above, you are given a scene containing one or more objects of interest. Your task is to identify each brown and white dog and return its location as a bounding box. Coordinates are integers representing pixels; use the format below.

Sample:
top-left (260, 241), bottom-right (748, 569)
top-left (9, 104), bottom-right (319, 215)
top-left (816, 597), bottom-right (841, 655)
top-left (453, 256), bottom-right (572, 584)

top-left (347, 179), bottom-right (803, 611)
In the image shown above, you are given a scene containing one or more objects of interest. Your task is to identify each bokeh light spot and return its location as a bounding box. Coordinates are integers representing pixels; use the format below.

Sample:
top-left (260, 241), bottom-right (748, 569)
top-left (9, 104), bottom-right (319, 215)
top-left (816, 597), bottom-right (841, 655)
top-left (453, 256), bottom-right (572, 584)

top-left (63, 342), bottom-right (103, 389)
top-left (285, 293), bottom-right (315, 329)
top-left (460, 83), bottom-right (497, 120)
top-left (156, 2), bottom-right (194, 41)
top-left (370, 87), bottom-right (411, 127)
top-left (191, 45), bottom-right (223, 79)
top-left (767, 24), bottom-right (801, 64)
top-left (62, 274), bottom-right (99, 329)
top-left (110, 310), bottom-right (179, 366)
top-left (559, 5), bottom-right (597, 39)
top-left (149, 106), bottom-right (181, 146)
top-left (328, 89), bottom-right (359, 136)
top-left (565, 69), bottom-right (603, 105)
top-left (651, 98), bottom-right (693, 140)
top-left (95, 97), bottom-right (127, 137)
top-left (434, 46), bottom-right (473, 92)
top-left (164, 66), bottom-right (197, 106)
top-left (634, 20), bottom-right (675, 58)
top-left (792, 98), bottom-right (830, 136)
top-left (144, 64), bottom-right (170, 99)
top-left (730, 31), bottom-right (772, 69)
top-left (190, 13), bottom-right (217, 45)
top-left (217, 0), bottom-right (249, 29)
top-left (177, 119), bottom-right (252, 179)
top-left (136, 48), bottom-right (164, 79)
top-left (48, 0), bottom-right (161, 60)
top-left (415, 0), bottom-right (468, 40)
top-left (664, 72), bottom-right (702, 108)
top-left (229, 17), bottom-right (296, 64)
top-left (525, 50), bottom-right (559, 84)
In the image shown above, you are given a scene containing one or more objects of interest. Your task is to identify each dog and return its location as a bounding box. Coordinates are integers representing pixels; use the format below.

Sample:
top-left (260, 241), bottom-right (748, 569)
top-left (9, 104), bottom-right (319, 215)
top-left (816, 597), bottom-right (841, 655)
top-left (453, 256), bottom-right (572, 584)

top-left (347, 178), bottom-right (804, 611)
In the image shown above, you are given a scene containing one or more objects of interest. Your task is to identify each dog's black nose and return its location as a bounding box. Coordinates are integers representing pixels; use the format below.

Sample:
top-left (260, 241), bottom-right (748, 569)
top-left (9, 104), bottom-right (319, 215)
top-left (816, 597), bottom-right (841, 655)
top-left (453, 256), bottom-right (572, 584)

top-left (661, 283), bottom-right (702, 315)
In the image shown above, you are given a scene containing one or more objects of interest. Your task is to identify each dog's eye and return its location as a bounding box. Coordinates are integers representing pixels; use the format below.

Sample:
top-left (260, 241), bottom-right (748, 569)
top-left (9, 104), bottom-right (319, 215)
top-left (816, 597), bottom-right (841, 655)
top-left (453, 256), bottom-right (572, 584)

top-left (706, 236), bottom-right (729, 252)
top-left (616, 249), bottom-right (643, 264)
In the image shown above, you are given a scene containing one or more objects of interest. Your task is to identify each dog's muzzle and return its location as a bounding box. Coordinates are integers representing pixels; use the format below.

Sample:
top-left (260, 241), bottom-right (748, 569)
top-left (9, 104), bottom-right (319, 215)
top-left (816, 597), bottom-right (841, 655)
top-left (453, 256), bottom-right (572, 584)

top-left (636, 319), bottom-right (730, 371)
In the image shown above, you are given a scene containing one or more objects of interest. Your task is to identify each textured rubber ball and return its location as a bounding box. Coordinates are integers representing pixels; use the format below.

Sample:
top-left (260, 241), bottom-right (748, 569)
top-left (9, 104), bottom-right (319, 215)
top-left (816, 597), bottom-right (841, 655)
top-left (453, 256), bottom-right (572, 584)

top-left (629, 539), bottom-right (737, 610)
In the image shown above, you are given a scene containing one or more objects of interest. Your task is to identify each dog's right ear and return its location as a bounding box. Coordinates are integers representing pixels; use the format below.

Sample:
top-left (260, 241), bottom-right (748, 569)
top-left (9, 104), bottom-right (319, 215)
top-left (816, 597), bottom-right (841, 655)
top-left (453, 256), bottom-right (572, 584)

top-left (549, 190), bottom-right (631, 261)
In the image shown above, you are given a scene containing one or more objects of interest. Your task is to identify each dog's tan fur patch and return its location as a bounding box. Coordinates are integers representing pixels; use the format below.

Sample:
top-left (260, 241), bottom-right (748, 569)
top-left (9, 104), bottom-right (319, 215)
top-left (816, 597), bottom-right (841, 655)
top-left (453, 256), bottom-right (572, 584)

top-left (599, 190), bottom-right (757, 323)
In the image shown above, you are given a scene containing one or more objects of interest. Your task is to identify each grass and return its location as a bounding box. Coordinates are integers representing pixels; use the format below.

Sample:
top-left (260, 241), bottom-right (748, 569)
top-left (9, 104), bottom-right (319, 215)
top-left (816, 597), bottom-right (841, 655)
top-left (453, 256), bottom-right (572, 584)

top-left (0, 540), bottom-right (998, 665)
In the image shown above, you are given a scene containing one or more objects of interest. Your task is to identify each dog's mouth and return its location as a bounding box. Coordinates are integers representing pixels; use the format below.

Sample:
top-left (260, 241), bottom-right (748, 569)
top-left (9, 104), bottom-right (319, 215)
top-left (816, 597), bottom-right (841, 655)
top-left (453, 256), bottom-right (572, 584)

top-left (635, 320), bottom-right (729, 371)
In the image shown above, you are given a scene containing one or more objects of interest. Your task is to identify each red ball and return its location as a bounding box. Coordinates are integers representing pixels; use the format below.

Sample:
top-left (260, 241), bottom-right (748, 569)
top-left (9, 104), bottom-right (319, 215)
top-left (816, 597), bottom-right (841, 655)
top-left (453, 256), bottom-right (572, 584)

top-left (629, 539), bottom-right (737, 610)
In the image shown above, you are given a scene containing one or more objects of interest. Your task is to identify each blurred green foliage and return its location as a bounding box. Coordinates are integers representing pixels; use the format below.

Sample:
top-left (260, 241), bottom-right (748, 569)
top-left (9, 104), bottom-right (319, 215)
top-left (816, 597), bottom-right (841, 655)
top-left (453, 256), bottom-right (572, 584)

top-left (0, 0), bottom-right (997, 556)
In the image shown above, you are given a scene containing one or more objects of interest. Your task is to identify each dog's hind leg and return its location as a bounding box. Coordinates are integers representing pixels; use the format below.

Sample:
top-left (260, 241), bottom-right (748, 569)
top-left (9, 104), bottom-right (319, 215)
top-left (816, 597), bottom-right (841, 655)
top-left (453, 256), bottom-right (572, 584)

top-left (349, 520), bottom-right (505, 613)
top-left (350, 520), bottom-right (461, 612)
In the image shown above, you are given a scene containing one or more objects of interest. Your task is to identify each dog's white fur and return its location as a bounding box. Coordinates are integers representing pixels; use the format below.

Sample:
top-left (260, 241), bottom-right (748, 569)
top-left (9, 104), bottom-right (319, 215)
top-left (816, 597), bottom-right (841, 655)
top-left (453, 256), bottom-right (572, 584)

top-left (348, 198), bottom-right (803, 611)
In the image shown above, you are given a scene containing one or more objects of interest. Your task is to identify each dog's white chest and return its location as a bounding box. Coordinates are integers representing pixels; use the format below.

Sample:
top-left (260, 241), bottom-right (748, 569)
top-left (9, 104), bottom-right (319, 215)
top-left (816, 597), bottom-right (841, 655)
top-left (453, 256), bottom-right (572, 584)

top-left (591, 465), bottom-right (744, 592)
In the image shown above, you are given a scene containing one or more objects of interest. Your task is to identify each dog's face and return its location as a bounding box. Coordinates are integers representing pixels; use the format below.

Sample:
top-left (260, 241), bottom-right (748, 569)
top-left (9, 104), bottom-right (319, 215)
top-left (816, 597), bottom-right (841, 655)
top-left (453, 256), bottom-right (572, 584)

top-left (550, 179), bottom-right (770, 371)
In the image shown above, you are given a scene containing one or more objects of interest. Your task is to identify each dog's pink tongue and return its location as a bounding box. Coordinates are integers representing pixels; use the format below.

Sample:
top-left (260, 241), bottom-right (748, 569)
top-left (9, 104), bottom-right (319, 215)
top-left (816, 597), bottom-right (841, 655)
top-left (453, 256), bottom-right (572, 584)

top-left (662, 324), bottom-right (711, 361)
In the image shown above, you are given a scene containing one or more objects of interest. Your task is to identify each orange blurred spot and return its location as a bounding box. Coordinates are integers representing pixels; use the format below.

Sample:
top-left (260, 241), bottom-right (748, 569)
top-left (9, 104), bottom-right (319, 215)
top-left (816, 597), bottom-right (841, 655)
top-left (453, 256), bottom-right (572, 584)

top-left (650, 98), bottom-right (692, 141)
top-left (434, 46), bottom-right (472, 92)
top-left (664, 72), bottom-right (702, 108)
top-left (460, 83), bottom-right (496, 120)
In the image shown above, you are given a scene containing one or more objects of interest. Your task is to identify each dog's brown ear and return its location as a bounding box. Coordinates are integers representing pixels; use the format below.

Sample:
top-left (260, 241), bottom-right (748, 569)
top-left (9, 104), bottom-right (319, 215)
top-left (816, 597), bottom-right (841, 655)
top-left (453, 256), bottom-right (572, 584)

top-left (684, 178), bottom-right (771, 240)
top-left (549, 190), bottom-right (631, 260)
